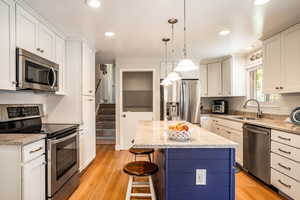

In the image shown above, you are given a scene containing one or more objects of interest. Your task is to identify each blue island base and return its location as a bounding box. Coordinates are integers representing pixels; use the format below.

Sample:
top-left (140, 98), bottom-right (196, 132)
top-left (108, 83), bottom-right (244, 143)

top-left (153, 148), bottom-right (236, 200)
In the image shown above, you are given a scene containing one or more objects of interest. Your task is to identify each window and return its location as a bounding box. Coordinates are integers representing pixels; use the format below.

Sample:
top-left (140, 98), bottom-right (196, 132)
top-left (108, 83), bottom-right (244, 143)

top-left (247, 65), bottom-right (279, 104)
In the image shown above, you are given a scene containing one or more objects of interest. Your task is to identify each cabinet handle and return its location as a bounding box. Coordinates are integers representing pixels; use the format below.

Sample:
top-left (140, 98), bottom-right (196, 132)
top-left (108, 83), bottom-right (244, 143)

top-left (30, 146), bottom-right (43, 154)
top-left (278, 148), bottom-right (291, 155)
top-left (278, 163), bottom-right (291, 171)
top-left (226, 131), bottom-right (231, 134)
top-left (89, 90), bottom-right (93, 93)
top-left (278, 179), bottom-right (291, 188)
top-left (42, 161), bottom-right (47, 165)
top-left (278, 136), bottom-right (291, 141)
top-left (122, 114), bottom-right (126, 118)
top-left (37, 48), bottom-right (41, 51)
top-left (275, 87), bottom-right (279, 90)
top-left (40, 49), bottom-right (44, 53)
top-left (280, 86), bottom-right (284, 90)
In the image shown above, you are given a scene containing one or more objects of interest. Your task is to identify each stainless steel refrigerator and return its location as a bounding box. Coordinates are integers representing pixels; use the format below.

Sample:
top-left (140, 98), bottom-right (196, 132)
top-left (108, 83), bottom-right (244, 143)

top-left (160, 80), bottom-right (201, 124)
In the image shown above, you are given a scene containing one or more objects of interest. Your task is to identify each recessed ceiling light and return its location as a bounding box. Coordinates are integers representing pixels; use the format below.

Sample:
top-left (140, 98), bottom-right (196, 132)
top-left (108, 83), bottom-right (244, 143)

top-left (254, 0), bottom-right (271, 6)
top-left (246, 46), bottom-right (253, 50)
top-left (104, 32), bottom-right (115, 37)
top-left (86, 0), bottom-right (101, 8)
top-left (219, 30), bottom-right (231, 36)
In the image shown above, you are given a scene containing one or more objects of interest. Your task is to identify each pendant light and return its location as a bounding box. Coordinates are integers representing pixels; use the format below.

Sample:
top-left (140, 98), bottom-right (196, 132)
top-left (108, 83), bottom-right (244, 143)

top-left (174, 0), bottom-right (198, 72)
top-left (167, 18), bottom-right (181, 81)
top-left (160, 38), bottom-right (172, 86)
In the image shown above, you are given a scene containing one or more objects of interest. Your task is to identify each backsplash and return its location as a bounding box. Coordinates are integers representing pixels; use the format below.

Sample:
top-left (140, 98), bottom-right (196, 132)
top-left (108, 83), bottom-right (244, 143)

top-left (201, 93), bottom-right (300, 116)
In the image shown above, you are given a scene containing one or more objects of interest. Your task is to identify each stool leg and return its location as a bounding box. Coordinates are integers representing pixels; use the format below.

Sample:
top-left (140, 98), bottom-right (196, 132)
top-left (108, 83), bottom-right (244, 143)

top-left (148, 154), bottom-right (152, 162)
top-left (149, 176), bottom-right (156, 200)
top-left (126, 176), bottom-right (133, 200)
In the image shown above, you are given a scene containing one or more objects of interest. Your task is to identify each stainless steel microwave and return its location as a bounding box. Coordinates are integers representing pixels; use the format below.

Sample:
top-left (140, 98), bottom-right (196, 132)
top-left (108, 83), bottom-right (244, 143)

top-left (16, 48), bottom-right (59, 92)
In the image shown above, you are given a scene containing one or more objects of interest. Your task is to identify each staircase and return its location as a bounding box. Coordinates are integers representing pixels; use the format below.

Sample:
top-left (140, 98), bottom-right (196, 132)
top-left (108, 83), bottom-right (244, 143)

top-left (96, 104), bottom-right (116, 144)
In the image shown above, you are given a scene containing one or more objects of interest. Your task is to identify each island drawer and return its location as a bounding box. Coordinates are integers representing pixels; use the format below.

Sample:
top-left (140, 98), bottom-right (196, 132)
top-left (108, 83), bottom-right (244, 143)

top-left (167, 148), bottom-right (231, 160)
top-left (271, 152), bottom-right (300, 182)
top-left (22, 139), bottom-right (45, 163)
top-left (271, 141), bottom-right (300, 163)
top-left (271, 130), bottom-right (300, 148)
top-left (271, 169), bottom-right (300, 200)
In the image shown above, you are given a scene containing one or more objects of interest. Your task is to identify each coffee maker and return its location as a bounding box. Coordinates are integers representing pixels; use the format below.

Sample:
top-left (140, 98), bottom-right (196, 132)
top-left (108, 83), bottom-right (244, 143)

top-left (212, 100), bottom-right (228, 114)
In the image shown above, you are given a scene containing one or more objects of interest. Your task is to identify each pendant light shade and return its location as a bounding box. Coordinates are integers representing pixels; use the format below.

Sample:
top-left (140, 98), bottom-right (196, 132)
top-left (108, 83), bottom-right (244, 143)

top-left (160, 38), bottom-right (172, 86)
top-left (176, 0), bottom-right (198, 72)
top-left (175, 59), bottom-right (198, 72)
top-left (167, 71), bottom-right (181, 81)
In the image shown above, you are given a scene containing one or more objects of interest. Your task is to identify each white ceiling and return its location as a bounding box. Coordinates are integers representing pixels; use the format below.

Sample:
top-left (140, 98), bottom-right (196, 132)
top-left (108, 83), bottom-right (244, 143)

top-left (24, 0), bottom-right (300, 63)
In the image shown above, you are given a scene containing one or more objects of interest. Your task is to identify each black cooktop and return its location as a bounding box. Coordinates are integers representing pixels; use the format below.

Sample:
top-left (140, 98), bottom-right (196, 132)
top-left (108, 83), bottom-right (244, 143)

top-left (0, 117), bottom-right (79, 138)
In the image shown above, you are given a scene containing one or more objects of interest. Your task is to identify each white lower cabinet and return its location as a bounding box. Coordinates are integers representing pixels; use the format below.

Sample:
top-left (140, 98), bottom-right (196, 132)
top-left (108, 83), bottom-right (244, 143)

top-left (271, 130), bottom-right (300, 200)
top-left (23, 155), bottom-right (46, 200)
top-left (0, 139), bottom-right (46, 200)
top-left (80, 96), bottom-right (96, 171)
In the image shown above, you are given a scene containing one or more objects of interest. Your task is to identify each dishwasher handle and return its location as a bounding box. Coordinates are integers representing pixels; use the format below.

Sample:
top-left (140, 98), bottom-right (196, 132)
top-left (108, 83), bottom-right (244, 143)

top-left (245, 127), bottom-right (270, 136)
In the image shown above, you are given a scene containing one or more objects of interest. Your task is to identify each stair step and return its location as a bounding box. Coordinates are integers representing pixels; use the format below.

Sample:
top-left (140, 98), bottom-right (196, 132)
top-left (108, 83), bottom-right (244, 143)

top-left (98, 108), bottom-right (116, 115)
top-left (97, 115), bottom-right (115, 121)
top-left (96, 122), bottom-right (116, 129)
top-left (99, 104), bottom-right (115, 108)
top-left (96, 129), bottom-right (116, 137)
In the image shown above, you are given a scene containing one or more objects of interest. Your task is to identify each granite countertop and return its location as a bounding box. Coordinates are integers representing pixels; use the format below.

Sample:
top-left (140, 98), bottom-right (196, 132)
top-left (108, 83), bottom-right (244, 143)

top-left (203, 114), bottom-right (300, 135)
top-left (0, 134), bottom-right (46, 145)
top-left (133, 121), bottom-right (238, 149)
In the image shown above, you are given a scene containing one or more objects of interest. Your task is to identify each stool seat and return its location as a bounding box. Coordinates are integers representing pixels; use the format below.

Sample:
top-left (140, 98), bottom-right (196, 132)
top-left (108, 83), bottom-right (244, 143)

top-left (129, 148), bottom-right (154, 155)
top-left (124, 161), bottom-right (158, 177)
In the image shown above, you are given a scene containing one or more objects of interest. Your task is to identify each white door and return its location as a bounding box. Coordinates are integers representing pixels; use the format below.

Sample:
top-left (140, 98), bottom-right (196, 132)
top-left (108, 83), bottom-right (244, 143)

top-left (0, 0), bottom-right (15, 90)
top-left (222, 58), bottom-right (232, 96)
top-left (22, 155), bottom-right (46, 200)
top-left (281, 24), bottom-right (300, 93)
top-left (38, 23), bottom-right (55, 61)
top-left (82, 43), bottom-right (93, 96)
top-left (81, 96), bottom-right (96, 168)
top-left (121, 112), bottom-right (153, 149)
top-left (55, 35), bottom-right (66, 94)
top-left (16, 5), bottom-right (39, 54)
top-left (262, 34), bottom-right (282, 94)
top-left (207, 62), bottom-right (222, 97)
top-left (199, 65), bottom-right (208, 97)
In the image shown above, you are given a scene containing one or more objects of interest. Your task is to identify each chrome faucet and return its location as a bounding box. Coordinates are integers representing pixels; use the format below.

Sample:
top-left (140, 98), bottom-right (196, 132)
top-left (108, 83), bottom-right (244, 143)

top-left (242, 99), bottom-right (263, 118)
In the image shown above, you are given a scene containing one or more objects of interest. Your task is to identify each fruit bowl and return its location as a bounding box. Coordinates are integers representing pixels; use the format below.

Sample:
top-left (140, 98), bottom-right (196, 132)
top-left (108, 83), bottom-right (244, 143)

top-left (167, 122), bottom-right (191, 142)
top-left (167, 130), bottom-right (191, 141)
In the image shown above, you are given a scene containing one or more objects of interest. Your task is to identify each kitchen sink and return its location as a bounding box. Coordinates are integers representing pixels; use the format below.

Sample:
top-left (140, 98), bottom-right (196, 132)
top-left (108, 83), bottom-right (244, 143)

top-left (233, 117), bottom-right (258, 121)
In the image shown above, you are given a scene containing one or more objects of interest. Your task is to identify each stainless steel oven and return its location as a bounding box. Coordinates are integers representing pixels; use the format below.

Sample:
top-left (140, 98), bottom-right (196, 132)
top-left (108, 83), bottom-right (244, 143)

top-left (47, 128), bottom-right (79, 200)
top-left (16, 48), bottom-right (59, 92)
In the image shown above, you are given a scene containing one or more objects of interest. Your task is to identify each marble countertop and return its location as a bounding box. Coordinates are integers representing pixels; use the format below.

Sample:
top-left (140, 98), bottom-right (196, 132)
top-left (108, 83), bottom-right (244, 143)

top-left (0, 134), bottom-right (46, 145)
top-left (133, 121), bottom-right (238, 149)
top-left (204, 114), bottom-right (300, 135)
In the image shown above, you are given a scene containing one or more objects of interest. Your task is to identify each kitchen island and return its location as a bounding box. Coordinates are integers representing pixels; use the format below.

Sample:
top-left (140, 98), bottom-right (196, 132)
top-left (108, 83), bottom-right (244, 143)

top-left (133, 121), bottom-right (238, 200)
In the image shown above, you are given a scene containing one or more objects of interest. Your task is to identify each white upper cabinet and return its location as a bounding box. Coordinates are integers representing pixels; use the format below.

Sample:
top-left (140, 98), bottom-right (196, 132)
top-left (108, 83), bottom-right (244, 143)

top-left (55, 35), bottom-right (66, 94)
top-left (199, 64), bottom-right (208, 97)
top-left (16, 4), bottom-right (56, 62)
top-left (207, 62), bottom-right (222, 97)
top-left (263, 34), bottom-right (282, 94)
top-left (281, 24), bottom-right (300, 93)
top-left (37, 23), bottom-right (55, 61)
top-left (263, 23), bottom-right (300, 94)
top-left (0, 0), bottom-right (15, 90)
top-left (82, 43), bottom-right (95, 96)
top-left (16, 4), bottom-right (38, 54)
top-left (201, 56), bottom-right (245, 97)
top-left (222, 58), bottom-right (232, 96)
top-left (159, 62), bottom-right (199, 79)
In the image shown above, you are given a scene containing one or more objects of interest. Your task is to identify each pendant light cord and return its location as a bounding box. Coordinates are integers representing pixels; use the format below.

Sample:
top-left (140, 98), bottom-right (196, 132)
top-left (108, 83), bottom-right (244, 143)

top-left (165, 41), bottom-right (168, 75)
top-left (183, 0), bottom-right (187, 58)
top-left (171, 23), bottom-right (175, 69)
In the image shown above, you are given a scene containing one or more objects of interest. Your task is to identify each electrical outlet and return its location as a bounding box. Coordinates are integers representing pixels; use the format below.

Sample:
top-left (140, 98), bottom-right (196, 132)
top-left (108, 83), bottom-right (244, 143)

top-left (196, 169), bottom-right (207, 185)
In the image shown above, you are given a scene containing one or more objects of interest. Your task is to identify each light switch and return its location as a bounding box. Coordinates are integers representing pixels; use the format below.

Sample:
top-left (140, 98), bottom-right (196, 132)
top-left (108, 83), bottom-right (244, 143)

top-left (196, 169), bottom-right (207, 185)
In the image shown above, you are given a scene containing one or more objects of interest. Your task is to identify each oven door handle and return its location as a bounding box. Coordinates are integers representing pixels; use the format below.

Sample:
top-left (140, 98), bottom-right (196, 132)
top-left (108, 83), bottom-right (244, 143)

top-left (51, 132), bottom-right (77, 144)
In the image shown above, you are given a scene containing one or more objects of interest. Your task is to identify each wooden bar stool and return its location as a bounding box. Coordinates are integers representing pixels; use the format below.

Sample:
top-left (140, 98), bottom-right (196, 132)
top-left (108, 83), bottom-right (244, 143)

top-left (123, 161), bottom-right (158, 200)
top-left (129, 147), bottom-right (154, 162)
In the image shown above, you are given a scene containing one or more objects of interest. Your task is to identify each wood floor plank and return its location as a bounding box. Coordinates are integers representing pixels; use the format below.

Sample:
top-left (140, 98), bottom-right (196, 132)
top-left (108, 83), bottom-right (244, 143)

top-left (68, 145), bottom-right (286, 200)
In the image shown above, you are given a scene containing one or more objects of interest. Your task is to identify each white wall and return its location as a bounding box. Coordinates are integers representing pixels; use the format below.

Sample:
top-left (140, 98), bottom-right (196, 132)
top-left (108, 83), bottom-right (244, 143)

top-left (115, 57), bottom-right (161, 149)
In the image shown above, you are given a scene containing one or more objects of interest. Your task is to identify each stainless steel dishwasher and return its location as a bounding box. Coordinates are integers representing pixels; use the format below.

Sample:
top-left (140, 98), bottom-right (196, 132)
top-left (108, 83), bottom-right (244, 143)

top-left (243, 124), bottom-right (271, 184)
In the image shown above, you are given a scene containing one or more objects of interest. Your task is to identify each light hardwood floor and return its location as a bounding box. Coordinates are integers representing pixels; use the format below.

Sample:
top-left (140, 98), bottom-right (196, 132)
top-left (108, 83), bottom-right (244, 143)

top-left (69, 145), bottom-right (286, 200)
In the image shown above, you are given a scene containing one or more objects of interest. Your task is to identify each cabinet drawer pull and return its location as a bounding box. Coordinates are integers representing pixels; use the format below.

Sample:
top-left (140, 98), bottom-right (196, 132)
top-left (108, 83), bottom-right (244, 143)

top-left (40, 49), bottom-right (44, 53)
top-left (278, 163), bottom-right (291, 171)
top-left (37, 48), bottom-right (41, 51)
top-left (279, 86), bottom-right (284, 90)
top-left (278, 148), bottom-right (291, 155)
top-left (278, 136), bottom-right (291, 141)
top-left (226, 131), bottom-right (231, 134)
top-left (29, 146), bottom-right (43, 154)
top-left (275, 87), bottom-right (279, 90)
top-left (278, 179), bottom-right (291, 188)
